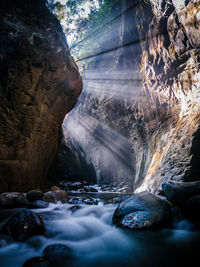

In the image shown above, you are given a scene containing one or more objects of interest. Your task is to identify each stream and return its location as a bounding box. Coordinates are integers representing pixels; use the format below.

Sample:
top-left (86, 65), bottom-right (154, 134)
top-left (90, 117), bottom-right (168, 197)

top-left (0, 192), bottom-right (200, 267)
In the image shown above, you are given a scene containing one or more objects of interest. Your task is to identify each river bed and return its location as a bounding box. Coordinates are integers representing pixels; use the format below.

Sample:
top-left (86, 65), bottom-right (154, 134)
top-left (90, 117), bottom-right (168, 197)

top-left (0, 193), bottom-right (200, 267)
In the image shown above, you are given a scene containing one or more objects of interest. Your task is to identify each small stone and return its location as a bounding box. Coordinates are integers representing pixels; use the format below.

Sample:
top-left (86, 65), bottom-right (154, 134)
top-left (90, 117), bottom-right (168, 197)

top-left (83, 186), bottom-right (98, 192)
top-left (69, 205), bottom-right (81, 212)
top-left (43, 244), bottom-right (71, 265)
top-left (1, 210), bottom-right (45, 241)
top-left (22, 257), bottom-right (50, 267)
top-left (43, 190), bottom-right (68, 203)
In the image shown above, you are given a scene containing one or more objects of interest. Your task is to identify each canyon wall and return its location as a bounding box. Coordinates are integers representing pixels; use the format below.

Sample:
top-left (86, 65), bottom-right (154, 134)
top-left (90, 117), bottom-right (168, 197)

top-left (0, 0), bottom-right (82, 192)
top-left (136, 0), bottom-right (200, 192)
top-left (62, 0), bottom-right (200, 192)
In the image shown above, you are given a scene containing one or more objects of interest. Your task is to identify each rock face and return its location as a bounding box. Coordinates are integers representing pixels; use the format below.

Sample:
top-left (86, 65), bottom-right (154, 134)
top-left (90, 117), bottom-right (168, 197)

top-left (62, 0), bottom-right (200, 192)
top-left (0, 0), bottom-right (82, 192)
top-left (113, 191), bottom-right (172, 229)
top-left (1, 210), bottom-right (45, 241)
top-left (135, 0), bottom-right (200, 192)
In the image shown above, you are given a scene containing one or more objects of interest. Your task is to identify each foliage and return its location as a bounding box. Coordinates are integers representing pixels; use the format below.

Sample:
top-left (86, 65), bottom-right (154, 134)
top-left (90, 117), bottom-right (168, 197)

top-left (46, 0), bottom-right (122, 71)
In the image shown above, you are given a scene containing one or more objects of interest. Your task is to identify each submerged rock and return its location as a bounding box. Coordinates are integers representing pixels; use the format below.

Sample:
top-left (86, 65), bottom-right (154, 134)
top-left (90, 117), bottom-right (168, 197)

top-left (43, 244), bottom-right (71, 265)
top-left (83, 186), bottom-right (98, 192)
top-left (43, 190), bottom-right (68, 203)
top-left (1, 210), bottom-right (45, 241)
top-left (0, 234), bottom-right (13, 248)
top-left (68, 197), bottom-right (98, 205)
top-left (113, 191), bottom-right (172, 229)
top-left (27, 190), bottom-right (44, 202)
top-left (23, 257), bottom-right (51, 267)
top-left (162, 181), bottom-right (200, 205)
top-left (69, 205), bottom-right (81, 212)
top-left (31, 200), bottom-right (49, 209)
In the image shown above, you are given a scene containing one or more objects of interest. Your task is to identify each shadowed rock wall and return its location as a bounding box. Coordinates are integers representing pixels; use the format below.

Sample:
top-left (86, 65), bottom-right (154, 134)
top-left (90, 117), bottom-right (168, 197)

top-left (0, 0), bottom-right (82, 192)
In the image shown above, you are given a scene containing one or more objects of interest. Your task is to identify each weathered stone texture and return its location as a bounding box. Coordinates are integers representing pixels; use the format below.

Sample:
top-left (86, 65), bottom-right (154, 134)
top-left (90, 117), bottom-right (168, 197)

top-left (0, 0), bottom-right (82, 192)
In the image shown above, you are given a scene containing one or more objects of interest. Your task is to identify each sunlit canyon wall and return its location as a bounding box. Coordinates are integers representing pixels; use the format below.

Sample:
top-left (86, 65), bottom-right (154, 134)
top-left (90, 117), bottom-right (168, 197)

top-left (0, 0), bottom-right (82, 192)
top-left (62, 0), bottom-right (200, 192)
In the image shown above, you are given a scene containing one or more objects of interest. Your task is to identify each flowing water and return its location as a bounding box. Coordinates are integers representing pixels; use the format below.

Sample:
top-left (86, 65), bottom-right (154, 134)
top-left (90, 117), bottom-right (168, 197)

top-left (0, 198), bottom-right (200, 267)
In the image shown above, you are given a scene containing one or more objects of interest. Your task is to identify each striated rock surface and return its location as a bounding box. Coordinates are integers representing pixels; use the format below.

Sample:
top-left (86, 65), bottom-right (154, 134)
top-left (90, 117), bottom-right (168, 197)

top-left (136, 0), bottom-right (200, 192)
top-left (0, 0), bottom-right (82, 192)
top-left (62, 0), bottom-right (200, 192)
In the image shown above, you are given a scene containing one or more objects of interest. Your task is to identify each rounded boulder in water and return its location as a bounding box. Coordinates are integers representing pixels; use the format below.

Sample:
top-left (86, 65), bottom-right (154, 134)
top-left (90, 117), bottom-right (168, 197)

top-left (113, 191), bottom-right (172, 229)
top-left (43, 244), bottom-right (71, 265)
top-left (1, 210), bottom-right (45, 241)
top-left (22, 257), bottom-right (51, 267)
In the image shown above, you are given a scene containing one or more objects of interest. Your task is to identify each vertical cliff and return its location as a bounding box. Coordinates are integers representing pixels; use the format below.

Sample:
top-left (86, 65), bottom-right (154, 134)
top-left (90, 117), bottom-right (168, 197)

top-left (62, 0), bottom-right (200, 192)
top-left (0, 0), bottom-right (82, 192)
top-left (136, 0), bottom-right (200, 192)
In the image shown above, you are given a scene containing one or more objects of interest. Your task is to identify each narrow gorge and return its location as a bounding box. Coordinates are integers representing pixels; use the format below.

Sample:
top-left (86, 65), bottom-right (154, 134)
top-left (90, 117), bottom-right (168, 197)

top-left (0, 0), bottom-right (200, 267)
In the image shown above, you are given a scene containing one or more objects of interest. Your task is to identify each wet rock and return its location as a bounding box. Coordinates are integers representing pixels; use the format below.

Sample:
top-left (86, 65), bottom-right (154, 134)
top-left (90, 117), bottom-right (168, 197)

top-left (68, 197), bottom-right (98, 205)
top-left (83, 186), bottom-right (98, 192)
top-left (27, 190), bottom-right (44, 202)
top-left (183, 195), bottom-right (200, 225)
top-left (65, 182), bottom-right (84, 191)
top-left (113, 191), bottom-right (172, 229)
top-left (22, 257), bottom-right (51, 267)
top-left (162, 181), bottom-right (200, 205)
top-left (113, 197), bottom-right (122, 204)
top-left (0, 192), bottom-right (30, 209)
top-left (43, 190), bottom-right (68, 203)
top-left (69, 205), bottom-right (81, 212)
top-left (43, 244), bottom-right (71, 265)
top-left (1, 210), bottom-right (45, 241)
top-left (31, 200), bottom-right (49, 209)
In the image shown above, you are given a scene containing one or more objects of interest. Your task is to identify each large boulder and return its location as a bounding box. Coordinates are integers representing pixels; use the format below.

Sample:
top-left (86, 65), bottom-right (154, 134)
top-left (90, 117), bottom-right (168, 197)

top-left (0, 0), bottom-right (82, 192)
top-left (1, 210), bottom-right (45, 241)
top-left (113, 191), bottom-right (172, 229)
top-left (162, 181), bottom-right (200, 205)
